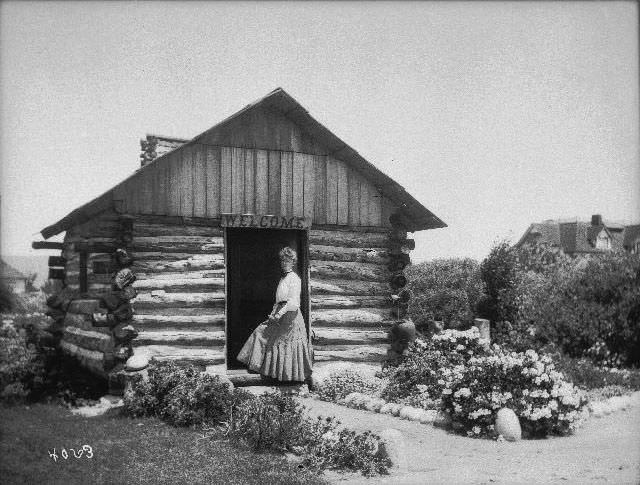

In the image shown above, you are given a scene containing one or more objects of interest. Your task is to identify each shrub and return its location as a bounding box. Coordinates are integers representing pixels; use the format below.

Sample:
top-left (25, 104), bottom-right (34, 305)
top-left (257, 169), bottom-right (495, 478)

top-left (551, 352), bottom-right (640, 391)
top-left (441, 347), bottom-right (589, 438)
top-left (0, 321), bottom-right (43, 402)
top-left (406, 258), bottom-right (484, 329)
top-left (227, 391), bottom-right (307, 451)
top-left (478, 240), bottom-right (518, 323)
top-left (123, 362), bottom-right (252, 426)
top-left (315, 368), bottom-right (383, 402)
top-left (380, 327), bottom-right (488, 407)
top-left (300, 416), bottom-right (389, 477)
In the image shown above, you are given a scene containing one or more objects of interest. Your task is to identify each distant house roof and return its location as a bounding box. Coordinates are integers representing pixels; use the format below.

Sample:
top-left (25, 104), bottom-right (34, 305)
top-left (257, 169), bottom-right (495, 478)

top-left (0, 260), bottom-right (28, 282)
top-left (516, 215), bottom-right (634, 254)
top-left (39, 88), bottom-right (446, 238)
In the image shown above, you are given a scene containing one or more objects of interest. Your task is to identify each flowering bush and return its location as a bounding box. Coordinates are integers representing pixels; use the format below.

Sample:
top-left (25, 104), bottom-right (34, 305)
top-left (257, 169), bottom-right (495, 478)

top-left (315, 367), bottom-right (384, 402)
top-left (441, 347), bottom-right (589, 438)
top-left (380, 327), bottom-right (488, 407)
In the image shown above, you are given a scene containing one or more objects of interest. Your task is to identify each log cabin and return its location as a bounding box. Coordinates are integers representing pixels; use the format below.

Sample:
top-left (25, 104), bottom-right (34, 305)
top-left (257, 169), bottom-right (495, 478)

top-left (34, 88), bottom-right (446, 388)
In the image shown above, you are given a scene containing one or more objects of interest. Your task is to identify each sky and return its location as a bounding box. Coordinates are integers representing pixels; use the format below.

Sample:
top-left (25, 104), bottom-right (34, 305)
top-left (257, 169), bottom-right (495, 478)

top-left (1, 1), bottom-right (638, 266)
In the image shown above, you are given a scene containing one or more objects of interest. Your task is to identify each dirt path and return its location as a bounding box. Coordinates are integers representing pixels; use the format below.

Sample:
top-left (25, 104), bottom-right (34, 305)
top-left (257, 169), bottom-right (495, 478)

top-left (299, 397), bottom-right (640, 484)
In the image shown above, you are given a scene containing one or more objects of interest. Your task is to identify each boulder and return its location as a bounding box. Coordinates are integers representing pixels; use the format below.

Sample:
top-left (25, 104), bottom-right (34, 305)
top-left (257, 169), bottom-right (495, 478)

top-left (495, 408), bottom-right (521, 441)
top-left (364, 397), bottom-right (386, 413)
top-left (376, 428), bottom-right (407, 472)
top-left (379, 403), bottom-right (395, 415)
top-left (125, 353), bottom-right (149, 372)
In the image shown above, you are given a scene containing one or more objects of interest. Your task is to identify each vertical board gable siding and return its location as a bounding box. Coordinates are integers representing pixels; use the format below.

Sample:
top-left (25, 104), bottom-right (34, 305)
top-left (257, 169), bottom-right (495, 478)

top-left (117, 144), bottom-right (391, 227)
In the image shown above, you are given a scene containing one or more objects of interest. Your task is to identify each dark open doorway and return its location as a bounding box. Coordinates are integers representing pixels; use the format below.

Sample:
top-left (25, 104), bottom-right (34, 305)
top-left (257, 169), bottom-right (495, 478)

top-left (225, 228), bottom-right (309, 370)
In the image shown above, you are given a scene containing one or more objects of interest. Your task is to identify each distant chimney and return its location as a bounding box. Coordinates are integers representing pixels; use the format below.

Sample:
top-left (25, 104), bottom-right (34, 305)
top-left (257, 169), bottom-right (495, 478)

top-left (591, 214), bottom-right (603, 226)
top-left (140, 135), bottom-right (189, 167)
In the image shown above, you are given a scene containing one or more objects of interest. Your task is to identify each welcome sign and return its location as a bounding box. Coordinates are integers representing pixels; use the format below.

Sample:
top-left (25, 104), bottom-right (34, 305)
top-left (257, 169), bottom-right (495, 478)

top-left (220, 213), bottom-right (311, 230)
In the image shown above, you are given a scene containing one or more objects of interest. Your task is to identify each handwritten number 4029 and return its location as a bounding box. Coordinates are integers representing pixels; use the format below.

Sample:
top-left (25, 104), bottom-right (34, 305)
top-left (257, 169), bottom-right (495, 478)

top-left (48, 445), bottom-right (93, 462)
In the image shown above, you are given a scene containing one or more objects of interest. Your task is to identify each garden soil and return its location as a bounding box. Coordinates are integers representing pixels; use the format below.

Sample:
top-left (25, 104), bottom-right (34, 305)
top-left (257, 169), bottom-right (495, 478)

top-left (299, 397), bottom-right (640, 484)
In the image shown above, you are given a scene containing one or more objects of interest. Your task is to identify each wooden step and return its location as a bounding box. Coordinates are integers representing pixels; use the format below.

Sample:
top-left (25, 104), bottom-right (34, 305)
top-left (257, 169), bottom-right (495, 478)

top-left (133, 329), bottom-right (225, 347)
top-left (133, 345), bottom-right (225, 367)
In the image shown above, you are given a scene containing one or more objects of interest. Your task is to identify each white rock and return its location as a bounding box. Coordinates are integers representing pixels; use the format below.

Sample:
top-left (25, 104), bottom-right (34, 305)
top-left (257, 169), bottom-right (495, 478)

top-left (390, 403), bottom-right (402, 416)
top-left (399, 406), bottom-right (423, 421)
top-left (419, 410), bottom-right (437, 424)
top-left (377, 428), bottom-right (407, 472)
top-left (365, 398), bottom-right (386, 412)
top-left (125, 353), bottom-right (149, 372)
top-left (379, 403), bottom-right (395, 415)
top-left (495, 408), bottom-right (521, 441)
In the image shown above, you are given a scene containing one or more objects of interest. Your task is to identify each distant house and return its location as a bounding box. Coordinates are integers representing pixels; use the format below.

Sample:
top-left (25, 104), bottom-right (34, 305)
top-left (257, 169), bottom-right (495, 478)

top-left (0, 259), bottom-right (28, 293)
top-left (516, 214), bottom-right (640, 255)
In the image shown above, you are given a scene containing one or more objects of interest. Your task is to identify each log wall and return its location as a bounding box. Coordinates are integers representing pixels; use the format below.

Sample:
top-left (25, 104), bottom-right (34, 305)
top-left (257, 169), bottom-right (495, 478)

top-left (55, 212), bottom-right (409, 373)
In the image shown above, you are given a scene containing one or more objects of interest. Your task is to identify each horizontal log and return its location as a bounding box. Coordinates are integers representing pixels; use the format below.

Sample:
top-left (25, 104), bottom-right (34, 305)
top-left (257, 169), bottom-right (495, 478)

top-left (309, 245), bottom-right (390, 264)
top-left (132, 313), bottom-right (225, 329)
top-left (133, 222), bottom-right (224, 237)
top-left (59, 341), bottom-right (106, 376)
top-left (312, 327), bottom-right (389, 346)
top-left (132, 254), bottom-right (225, 273)
top-left (310, 261), bottom-right (388, 282)
top-left (131, 251), bottom-right (220, 261)
top-left (313, 345), bottom-right (387, 363)
top-left (133, 345), bottom-right (225, 367)
top-left (133, 329), bottom-right (225, 347)
top-left (310, 279), bottom-right (390, 296)
top-left (135, 270), bottom-right (225, 281)
top-left (32, 241), bottom-right (64, 250)
top-left (133, 277), bottom-right (224, 292)
top-left (63, 326), bottom-right (114, 353)
top-left (309, 230), bottom-right (390, 249)
top-left (129, 239), bottom-right (224, 254)
top-left (49, 268), bottom-right (65, 280)
top-left (132, 306), bottom-right (225, 317)
top-left (310, 308), bottom-right (394, 327)
top-left (63, 313), bottom-right (112, 335)
top-left (64, 236), bottom-right (119, 245)
top-left (48, 256), bottom-right (66, 267)
top-left (67, 299), bottom-right (102, 315)
top-left (131, 214), bottom-right (222, 227)
top-left (132, 291), bottom-right (226, 309)
top-left (310, 295), bottom-right (390, 309)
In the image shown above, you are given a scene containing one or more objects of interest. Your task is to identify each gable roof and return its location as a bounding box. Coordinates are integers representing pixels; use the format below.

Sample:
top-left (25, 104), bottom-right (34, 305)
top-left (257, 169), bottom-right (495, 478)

top-left (40, 88), bottom-right (446, 238)
top-left (516, 217), bottom-right (630, 254)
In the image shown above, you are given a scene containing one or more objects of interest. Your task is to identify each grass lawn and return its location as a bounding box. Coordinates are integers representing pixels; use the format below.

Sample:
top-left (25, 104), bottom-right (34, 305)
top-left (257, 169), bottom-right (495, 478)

top-left (0, 403), bottom-right (327, 485)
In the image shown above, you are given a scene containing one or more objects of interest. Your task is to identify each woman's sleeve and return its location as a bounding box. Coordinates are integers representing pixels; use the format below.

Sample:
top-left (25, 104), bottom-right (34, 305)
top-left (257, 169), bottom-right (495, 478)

top-left (276, 275), bottom-right (300, 316)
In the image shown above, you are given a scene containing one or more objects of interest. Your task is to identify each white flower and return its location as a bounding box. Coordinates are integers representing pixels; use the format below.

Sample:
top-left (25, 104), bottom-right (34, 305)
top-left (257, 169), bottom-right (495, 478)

top-left (472, 426), bottom-right (481, 434)
top-left (442, 388), bottom-right (452, 395)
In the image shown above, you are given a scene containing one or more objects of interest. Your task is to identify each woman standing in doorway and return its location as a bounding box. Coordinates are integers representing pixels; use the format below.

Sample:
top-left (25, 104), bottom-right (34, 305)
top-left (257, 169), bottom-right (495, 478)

top-left (237, 247), bottom-right (313, 383)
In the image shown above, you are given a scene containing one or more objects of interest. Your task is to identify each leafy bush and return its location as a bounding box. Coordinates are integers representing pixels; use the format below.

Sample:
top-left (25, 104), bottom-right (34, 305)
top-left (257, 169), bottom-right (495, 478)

top-left (406, 258), bottom-right (484, 329)
top-left (300, 416), bottom-right (390, 476)
top-left (123, 362), bottom-right (251, 426)
top-left (551, 352), bottom-right (640, 391)
top-left (478, 241), bottom-right (518, 323)
top-left (0, 321), bottom-right (43, 402)
top-left (315, 368), bottom-right (383, 402)
top-left (227, 391), bottom-right (307, 450)
top-left (380, 327), bottom-right (488, 407)
top-left (442, 347), bottom-right (589, 438)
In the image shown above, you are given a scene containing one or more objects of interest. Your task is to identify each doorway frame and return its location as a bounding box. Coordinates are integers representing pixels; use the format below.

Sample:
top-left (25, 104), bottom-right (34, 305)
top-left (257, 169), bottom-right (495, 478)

top-left (222, 225), bottom-right (310, 372)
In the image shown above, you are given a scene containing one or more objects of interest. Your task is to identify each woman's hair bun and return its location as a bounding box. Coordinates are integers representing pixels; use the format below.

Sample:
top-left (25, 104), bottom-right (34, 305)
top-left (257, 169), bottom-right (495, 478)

top-left (279, 246), bottom-right (297, 263)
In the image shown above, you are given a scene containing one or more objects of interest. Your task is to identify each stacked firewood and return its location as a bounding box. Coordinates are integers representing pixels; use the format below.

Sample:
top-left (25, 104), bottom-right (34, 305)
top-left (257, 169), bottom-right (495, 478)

top-left (92, 249), bottom-right (139, 371)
